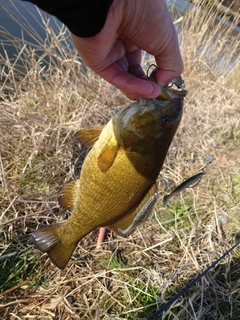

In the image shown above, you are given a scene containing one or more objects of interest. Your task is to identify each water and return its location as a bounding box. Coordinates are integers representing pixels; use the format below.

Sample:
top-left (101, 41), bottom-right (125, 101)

top-left (168, 0), bottom-right (239, 73)
top-left (0, 0), bottom-right (239, 64)
top-left (168, 0), bottom-right (240, 34)
top-left (0, 0), bottom-right (64, 42)
top-left (0, 0), bottom-right (68, 63)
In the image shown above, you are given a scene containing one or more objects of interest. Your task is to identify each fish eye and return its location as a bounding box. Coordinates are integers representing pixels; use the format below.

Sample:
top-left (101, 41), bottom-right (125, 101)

top-left (162, 116), bottom-right (172, 126)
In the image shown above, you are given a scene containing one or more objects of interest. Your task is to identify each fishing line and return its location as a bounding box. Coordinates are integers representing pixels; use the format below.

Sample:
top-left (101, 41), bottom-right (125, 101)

top-left (146, 239), bottom-right (240, 320)
top-left (199, 157), bottom-right (215, 171)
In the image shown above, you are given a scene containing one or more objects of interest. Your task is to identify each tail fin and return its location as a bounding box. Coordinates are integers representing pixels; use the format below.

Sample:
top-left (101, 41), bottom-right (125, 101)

top-left (32, 224), bottom-right (77, 269)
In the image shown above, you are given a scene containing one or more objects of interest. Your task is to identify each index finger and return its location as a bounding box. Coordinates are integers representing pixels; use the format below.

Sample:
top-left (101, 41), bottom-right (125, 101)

top-left (99, 63), bottom-right (161, 100)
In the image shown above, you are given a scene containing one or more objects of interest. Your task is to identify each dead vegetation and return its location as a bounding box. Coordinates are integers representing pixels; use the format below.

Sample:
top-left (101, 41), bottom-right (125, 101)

top-left (0, 1), bottom-right (240, 319)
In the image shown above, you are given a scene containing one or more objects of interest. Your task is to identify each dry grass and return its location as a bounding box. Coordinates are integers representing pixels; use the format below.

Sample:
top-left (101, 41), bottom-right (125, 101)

top-left (0, 1), bottom-right (240, 319)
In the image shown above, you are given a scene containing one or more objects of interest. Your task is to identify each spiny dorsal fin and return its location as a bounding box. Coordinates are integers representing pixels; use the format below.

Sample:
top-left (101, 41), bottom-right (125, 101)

top-left (32, 224), bottom-right (77, 269)
top-left (108, 183), bottom-right (158, 235)
top-left (58, 179), bottom-right (80, 210)
top-left (74, 126), bottom-right (104, 147)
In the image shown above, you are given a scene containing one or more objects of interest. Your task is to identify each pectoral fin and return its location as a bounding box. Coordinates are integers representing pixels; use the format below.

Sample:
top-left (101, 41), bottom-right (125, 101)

top-left (74, 126), bottom-right (104, 147)
top-left (108, 184), bottom-right (159, 237)
top-left (97, 132), bottom-right (120, 172)
top-left (97, 143), bottom-right (119, 173)
top-left (58, 179), bottom-right (80, 210)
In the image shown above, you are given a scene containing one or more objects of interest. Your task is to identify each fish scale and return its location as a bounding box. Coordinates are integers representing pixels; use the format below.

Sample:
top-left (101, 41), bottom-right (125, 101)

top-left (78, 147), bottom-right (151, 221)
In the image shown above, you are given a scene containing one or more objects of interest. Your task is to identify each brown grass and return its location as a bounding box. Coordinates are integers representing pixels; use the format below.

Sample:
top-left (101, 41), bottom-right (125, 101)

top-left (0, 1), bottom-right (240, 319)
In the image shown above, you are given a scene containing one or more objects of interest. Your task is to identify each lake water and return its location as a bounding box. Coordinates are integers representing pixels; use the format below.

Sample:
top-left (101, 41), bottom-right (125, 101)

top-left (0, 0), bottom-right (63, 42)
top-left (0, 0), bottom-right (239, 63)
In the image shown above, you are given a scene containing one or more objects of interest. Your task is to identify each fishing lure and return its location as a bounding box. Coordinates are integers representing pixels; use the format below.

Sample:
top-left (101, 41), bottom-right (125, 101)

top-left (118, 192), bottom-right (159, 238)
top-left (163, 171), bottom-right (206, 206)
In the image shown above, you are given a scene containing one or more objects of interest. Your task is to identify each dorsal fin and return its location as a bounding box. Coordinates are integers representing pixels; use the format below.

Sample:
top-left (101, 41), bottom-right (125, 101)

top-left (58, 179), bottom-right (80, 210)
top-left (108, 184), bottom-right (158, 235)
top-left (74, 126), bottom-right (104, 147)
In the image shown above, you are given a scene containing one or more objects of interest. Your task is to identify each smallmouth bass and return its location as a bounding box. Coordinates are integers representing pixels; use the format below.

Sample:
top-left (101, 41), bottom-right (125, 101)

top-left (32, 82), bottom-right (187, 269)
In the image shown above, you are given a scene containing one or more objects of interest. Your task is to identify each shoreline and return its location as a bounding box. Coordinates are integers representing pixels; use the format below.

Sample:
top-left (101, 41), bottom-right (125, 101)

top-left (188, 0), bottom-right (240, 26)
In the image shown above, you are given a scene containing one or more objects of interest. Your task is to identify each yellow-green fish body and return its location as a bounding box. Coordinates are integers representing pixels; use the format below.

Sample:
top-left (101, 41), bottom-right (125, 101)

top-left (32, 89), bottom-right (186, 269)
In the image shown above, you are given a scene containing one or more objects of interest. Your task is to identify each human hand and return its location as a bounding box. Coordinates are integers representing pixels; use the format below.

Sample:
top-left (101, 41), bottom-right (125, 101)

top-left (71, 0), bottom-right (183, 100)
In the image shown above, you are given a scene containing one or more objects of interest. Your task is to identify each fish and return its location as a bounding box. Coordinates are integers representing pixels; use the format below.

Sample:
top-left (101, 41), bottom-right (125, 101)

top-left (32, 82), bottom-right (187, 269)
top-left (163, 171), bottom-right (206, 206)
